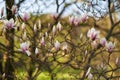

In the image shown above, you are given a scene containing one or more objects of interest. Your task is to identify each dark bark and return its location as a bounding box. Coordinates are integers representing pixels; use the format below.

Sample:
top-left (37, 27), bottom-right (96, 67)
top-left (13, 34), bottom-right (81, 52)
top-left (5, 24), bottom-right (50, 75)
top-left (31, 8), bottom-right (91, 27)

top-left (5, 0), bottom-right (15, 80)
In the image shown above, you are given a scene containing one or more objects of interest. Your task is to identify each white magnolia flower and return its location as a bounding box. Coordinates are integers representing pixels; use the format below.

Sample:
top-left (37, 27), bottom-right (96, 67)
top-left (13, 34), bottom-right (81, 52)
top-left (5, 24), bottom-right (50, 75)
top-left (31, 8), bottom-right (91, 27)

top-left (100, 38), bottom-right (107, 47)
top-left (4, 18), bottom-right (14, 29)
top-left (52, 26), bottom-right (57, 36)
top-left (35, 47), bottom-right (39, 55)
top-left (34, 24), bottom-right (37, 32)
top-left (87, 28), bottom-right (100, 40)
top-left (57, 22), bottom-right (62, 31)
top-left (41, 37), bottom-right (45, 46)
top-left (54, 41), bottom-right (60, 50)
top-left (105, 42), bottom-right (115, 52)
top-left (88, 73), bottom-right (93, 80)
top-left (21, 23), bottom-right (26, 31)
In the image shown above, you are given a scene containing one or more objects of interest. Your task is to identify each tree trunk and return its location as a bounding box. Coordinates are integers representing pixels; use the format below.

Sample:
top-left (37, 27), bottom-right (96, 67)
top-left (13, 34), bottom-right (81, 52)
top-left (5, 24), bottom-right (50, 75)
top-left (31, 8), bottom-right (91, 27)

top-left (5, 0), bottom-right (15, 80)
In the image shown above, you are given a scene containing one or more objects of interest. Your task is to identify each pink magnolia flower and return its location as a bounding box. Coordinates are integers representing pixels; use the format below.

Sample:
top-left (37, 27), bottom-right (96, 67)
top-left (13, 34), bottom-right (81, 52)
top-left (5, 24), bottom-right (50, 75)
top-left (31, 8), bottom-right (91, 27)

top-left (91, 40), bottom-right (98, 49)
top-left (11, 5), bottom-right (17, 14)
top-left (20, 42), bottom-right (29, 53)
top-left (4, 18), bottom-right (14, 29)
top-left (52, 13), bottom-right (58, 20)
top-left (105, 42), bottom-right (115, 52)
top-left (69, 16), bottom-right (80, 26)
top-left (54, 41), bottom-right (60, 50)
top-left (80, 13), bottom-right (88, 22)
top-left (100, 38), bottom-right (107, 47)
top-left (57, 22), bottom-right (62, 31)
top-left (41, 37), bottom-right (45, 46)
top-left (87, 28), bottom-right (100, 40)
top-left (21, 13), bottom-right (30, 22)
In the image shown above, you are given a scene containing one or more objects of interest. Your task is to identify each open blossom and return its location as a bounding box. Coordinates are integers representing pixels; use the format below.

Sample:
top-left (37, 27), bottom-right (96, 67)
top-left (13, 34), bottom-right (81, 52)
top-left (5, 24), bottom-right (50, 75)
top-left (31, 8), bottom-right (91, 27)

top-left (21, 13), bottom-right (30, 22)
top-left (20, 42), bottom-right (29, 53)
top-left (87, 28), bottom-right (100, 40)
top-left (100, 38), bottom-right (107, 47)
top-left (54, 41), bottom-right (60, 50)
top-left (4, 18), bottom-right (14, 29)
top-left (11, 5), bottom-right (17, 14)
top-left (105, 42), bottom-right (115, 52)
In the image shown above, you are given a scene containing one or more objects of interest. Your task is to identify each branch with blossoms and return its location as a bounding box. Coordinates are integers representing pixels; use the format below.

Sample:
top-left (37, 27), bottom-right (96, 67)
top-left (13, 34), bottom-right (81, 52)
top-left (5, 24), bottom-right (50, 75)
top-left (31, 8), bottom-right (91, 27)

top-left (0, 0), bottom-right (120, 80)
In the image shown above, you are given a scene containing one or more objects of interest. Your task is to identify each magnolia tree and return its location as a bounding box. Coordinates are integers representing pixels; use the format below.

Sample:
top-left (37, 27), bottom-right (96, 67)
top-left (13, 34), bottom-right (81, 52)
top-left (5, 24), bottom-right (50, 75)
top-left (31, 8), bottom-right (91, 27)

top-left (0, 0), bottom-right (120, 80)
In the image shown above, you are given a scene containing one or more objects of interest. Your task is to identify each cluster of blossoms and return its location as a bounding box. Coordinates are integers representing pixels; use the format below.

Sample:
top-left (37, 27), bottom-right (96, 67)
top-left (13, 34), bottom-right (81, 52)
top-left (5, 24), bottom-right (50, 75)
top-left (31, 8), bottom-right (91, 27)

top-left (69, 14), bottom-right (88, 26)
top-left (87, 27), bottom-right (115, 52)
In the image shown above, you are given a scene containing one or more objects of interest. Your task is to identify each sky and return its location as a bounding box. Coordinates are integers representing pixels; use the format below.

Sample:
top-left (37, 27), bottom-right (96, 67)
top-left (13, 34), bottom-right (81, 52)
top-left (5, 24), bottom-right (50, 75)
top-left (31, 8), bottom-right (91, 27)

top-left (0, 0), bottom-right (120, 19)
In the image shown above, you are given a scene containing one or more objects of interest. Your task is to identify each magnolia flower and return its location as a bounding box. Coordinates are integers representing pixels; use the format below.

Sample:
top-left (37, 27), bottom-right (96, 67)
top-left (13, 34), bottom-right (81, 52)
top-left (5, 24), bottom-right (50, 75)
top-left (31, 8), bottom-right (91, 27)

top-left (21, 13), bottom-right (30, 22)
top-left (88, 73), bottom-right (93, 80)
top-left (87, 28), bottom-right (100, 40)
top-left (23, 32), bottom-right (27, 40)
top-left (20, 42), bottom-right (29, 53)
top-left (11, 5), bottom-right (17, 14)
top-left (26, 50), bottom-right (31, 56)
top-left (105, 42), bottom-right (115, 52)
top-left (52, 26), bottom-right (57, 36)
top-left (21, 23), bottom-right (26, 31)
top-left (81, 13), bottom-right (88, 22)
top-left (62, 43), bottom-right (68, 51)
top-left (41, 37), bottom-right (45, 46)
top-left (34, 24), bottom-right (37, 32)
top-left (69, 16), bottom-right (74, 25)
top-left (57, 22), bottom-right (62, 31)
top-left (4, 18), bottom-right (14, 29)
top-left (100, 38), bottom-right (107, 47)
top-left (69, 16), bottom-right (80, 26)
top-left (115, 57), bottom-right (119, 65)
top-left (52, 13), bottom-right (58, 20)
top-left (54, 41), bottom-right (60, 50)
top-left (35, 47), bottom-right (39, 55)
top-left (38, 20), bottom-right (41, 29)
top-left (91, 40), bottom-right (98, 49)
top-left (86, 67), bottom-right (91, 77)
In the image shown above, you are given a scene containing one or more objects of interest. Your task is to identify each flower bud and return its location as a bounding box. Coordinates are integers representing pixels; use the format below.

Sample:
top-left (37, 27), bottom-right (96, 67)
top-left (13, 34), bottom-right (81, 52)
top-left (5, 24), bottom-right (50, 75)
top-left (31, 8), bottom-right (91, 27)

top-left (38, 20), bottom-right (41, 29)
top-left (21, 13), bottom-right (30, 22)
top-left (23, 32), bottom-right (27, 40)
top-left (11, 5), bottom-right (17, 14)
top-left (0, 7), bottom-right (4, 17)
top-left (54, 40), bottom-right (60, 50)
top-left (52, 26), bottom-right (57, 36)
top-left (57, 22), bottom-right (62, 31)
top-left (34, 24), bottom-right (37, 32)
top-left (35, 47), bottom-right (39, 55)
top-left (88, 73), bottom-right (93, 80)
top-left (41, 37), bottom-right (45, 46)
top-left (115, 57), bottom-right (119, 65)
top-left (21, 23), bottom-right (26, 31)
top-left (100, 38), bottom-right (107, 47)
